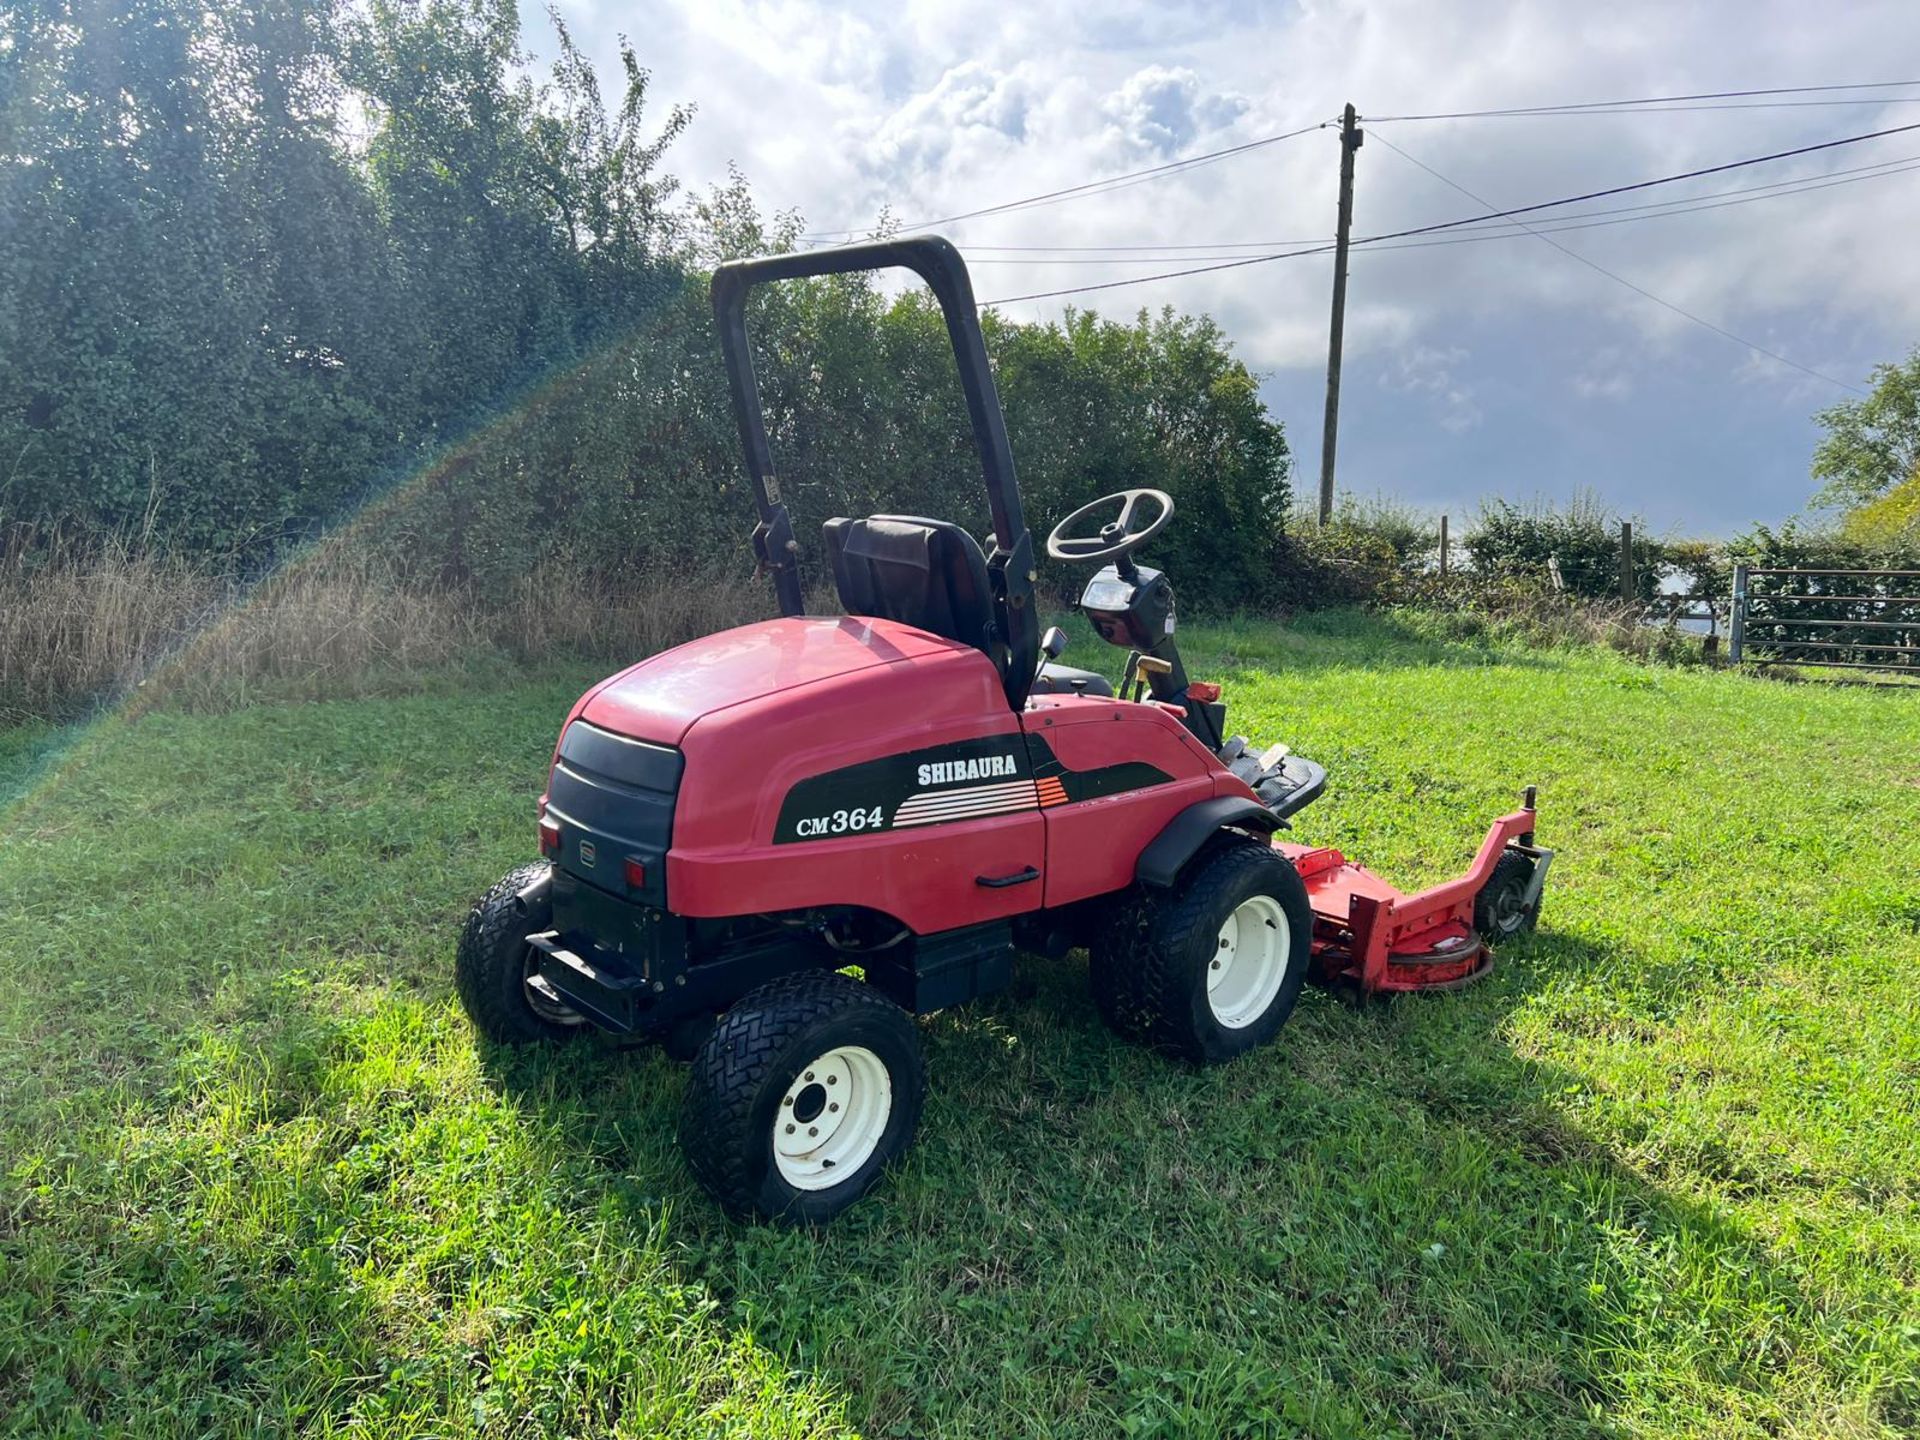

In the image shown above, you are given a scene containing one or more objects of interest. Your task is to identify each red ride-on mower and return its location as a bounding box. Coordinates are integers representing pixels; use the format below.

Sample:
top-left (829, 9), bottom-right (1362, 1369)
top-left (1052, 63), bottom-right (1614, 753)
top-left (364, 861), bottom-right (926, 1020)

top-left (455, 237), bottom-right (1552, 1223)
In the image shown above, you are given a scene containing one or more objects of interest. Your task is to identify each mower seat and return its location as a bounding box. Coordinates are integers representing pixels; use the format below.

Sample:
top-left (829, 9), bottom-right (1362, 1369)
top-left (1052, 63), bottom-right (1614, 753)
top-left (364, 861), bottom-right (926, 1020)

top-left (823, 515), bottom-right (999, 662)
top-left (1030, 663), bottom-right (1115, 697)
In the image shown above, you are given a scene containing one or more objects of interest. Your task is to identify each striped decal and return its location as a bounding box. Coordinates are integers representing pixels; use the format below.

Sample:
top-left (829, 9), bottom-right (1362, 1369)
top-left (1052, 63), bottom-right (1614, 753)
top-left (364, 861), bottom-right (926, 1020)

top-left (773, 732), bottom-right (1175, 843)
top-left (892, 779), bottom-right (1041, 828)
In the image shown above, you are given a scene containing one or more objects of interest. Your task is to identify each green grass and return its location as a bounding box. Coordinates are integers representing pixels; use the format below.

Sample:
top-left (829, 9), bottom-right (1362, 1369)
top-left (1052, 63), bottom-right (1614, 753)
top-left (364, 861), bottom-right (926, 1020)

top-left (3, 611), bottom-right (1917, 1438)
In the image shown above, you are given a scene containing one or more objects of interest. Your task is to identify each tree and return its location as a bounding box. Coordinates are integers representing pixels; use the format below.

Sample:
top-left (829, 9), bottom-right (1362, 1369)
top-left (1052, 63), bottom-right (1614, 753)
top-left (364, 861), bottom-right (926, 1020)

top-left (1810, 348), bottom-right (1920, 512)
top-left (1841, 466), bottom-right (1920, 545)
top-left (0, 0), bottom-right (688, 557)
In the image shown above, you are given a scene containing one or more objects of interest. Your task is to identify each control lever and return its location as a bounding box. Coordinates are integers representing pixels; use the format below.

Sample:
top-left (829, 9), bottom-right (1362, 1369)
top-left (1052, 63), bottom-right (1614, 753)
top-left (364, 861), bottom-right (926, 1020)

top-left (1131, 654), bottom-right (1172, 702)
top-left (1033, 625), bottom-right (1069, 686)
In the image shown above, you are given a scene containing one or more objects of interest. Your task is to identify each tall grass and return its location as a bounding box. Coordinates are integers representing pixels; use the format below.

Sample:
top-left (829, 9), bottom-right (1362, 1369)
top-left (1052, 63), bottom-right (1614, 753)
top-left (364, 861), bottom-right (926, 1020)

top-left (0, 539), bottom-right (773, 723)
top-left (0, 535), bottom-right (221, 723)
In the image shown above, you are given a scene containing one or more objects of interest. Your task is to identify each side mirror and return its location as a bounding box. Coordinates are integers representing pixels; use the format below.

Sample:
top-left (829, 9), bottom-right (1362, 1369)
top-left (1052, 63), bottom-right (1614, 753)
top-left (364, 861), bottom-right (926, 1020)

top-left (1039, 626), bottom-right (1067, 662)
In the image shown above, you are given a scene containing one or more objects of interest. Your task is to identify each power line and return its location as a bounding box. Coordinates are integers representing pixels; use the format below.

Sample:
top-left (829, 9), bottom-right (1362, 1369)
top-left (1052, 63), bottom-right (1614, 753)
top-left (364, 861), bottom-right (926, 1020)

top-left (1370, 97), bottom-right (1920, 119)
top-left (1359, 155), bottom-right (1920, 253)
top-left (953, 240), bottom-right (1332, 253)
top-left (978, 119), bottom-right (1920, 304)
top-left (1367, 79), bottom-right (1920, 122)
top-left (1365, 130), bottom-right (1866, 394)
top-left (1356, 119), bottom-right (1920, 243)
top-left (979, 242), bottom-right (1336, 304)
top-left (952, 150), bottom-right (1920, 256)
top-left (1377, 151), bottom-right (1920, 232)
top-left (966, 158), bottom-right (1920, 267)
top-left (956, 154), bottom-right (1920, 264)
top-left (798, 121), bottom-right (1330, 242)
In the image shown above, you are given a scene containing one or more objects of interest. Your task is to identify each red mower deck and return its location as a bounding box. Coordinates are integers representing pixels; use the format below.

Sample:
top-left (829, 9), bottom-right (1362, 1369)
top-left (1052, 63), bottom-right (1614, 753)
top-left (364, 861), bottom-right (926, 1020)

top-left (1283, 794), bottom-right (1553, 993)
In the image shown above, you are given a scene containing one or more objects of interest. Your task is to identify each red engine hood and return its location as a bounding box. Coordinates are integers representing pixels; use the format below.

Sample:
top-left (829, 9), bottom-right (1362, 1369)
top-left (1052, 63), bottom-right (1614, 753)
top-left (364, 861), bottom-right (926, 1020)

top-left (577, 616), bottom-right (966, 745)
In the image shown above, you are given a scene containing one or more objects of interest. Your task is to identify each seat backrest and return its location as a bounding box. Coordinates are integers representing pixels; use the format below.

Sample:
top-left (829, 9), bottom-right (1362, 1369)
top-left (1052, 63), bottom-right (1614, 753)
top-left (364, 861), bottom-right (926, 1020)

top-left (823, 515), bottom-right (999, 664)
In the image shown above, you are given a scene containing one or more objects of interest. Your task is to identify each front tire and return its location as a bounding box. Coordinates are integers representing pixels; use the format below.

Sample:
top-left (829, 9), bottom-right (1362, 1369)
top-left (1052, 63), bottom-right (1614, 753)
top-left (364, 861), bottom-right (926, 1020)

top-left (455, 862), bottom-right (584, 1044)
top-left (1091, 837), bottom-right (1313, 1065)
top-left (680, 971), bottom-right (924, 1224)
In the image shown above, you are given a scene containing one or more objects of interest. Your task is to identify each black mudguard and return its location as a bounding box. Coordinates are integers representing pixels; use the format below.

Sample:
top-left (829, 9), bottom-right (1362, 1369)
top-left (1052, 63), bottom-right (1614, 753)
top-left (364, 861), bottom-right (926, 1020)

top-left (1136, 797), bottom-right (1281, 889)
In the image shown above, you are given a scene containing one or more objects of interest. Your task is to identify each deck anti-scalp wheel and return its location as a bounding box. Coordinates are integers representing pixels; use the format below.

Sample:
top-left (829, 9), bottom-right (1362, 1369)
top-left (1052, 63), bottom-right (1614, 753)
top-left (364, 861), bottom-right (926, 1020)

top-left (1473, 850), bottom-right (1540, 941)
top-left (679, 970), bottom-right (925, 1224)
top-left (1091, 837), bottom-right (1313, 1065)
top-left (454, 861), bottom-right (584, 1044)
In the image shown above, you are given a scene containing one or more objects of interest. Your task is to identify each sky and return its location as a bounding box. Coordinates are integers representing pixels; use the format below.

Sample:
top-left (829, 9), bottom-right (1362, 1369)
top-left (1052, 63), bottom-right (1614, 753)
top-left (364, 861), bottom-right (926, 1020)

top-left (538, 0), bottom-right (1920, 537)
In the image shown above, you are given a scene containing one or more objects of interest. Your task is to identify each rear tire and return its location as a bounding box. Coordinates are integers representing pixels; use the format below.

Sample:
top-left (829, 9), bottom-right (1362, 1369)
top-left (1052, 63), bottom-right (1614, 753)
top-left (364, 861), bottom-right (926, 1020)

top-left (455, 862), bottom-right (583, 1045)
top-left (680, 971), bottom-right (924, 1224)
top-left (1474, 850), bottom-right (1539, 941)
top-left (1091, 837), bottom-right (1313, 1065)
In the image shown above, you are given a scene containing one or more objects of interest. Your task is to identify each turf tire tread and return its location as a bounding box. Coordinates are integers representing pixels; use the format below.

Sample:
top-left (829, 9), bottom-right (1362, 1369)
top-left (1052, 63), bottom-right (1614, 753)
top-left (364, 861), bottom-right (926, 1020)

top-left (1139, 839), bottom-right (1298, 1061)
top-left (455, 861), bottom-right (573, 1045)
top-left (680, 970), bottom-right (920, 1220)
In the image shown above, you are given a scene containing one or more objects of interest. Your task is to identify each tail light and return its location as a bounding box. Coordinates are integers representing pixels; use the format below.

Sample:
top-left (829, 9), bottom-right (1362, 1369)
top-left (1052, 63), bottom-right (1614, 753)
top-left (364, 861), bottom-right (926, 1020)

top-left (538, 816), bottom-right (562, 857)
top-left (623, 857), bottom-right (647, 890)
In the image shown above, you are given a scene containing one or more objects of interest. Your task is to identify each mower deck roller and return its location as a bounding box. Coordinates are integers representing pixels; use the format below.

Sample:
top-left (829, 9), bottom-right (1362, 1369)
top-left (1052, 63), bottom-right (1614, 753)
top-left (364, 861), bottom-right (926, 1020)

top-left (453, 236), bottom-right (1552, 1224)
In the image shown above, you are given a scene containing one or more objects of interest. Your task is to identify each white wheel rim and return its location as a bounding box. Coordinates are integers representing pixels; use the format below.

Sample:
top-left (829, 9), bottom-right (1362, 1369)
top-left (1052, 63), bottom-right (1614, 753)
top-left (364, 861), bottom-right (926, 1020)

top-left (772, 1045), bottom-right (893, 1191)
top-left (1208, 894), bottom-right (1290, 1029)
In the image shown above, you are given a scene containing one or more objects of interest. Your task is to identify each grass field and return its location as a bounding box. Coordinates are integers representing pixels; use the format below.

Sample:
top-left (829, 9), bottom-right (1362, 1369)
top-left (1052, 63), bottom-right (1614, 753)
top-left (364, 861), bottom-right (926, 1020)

top-left (2, 611), bottom-right (1917, 1438)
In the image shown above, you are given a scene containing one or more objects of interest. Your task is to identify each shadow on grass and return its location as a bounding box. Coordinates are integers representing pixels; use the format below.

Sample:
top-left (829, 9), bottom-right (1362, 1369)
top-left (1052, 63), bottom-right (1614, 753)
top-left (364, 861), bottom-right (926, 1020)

top-left (474, 926), bottom-right (1893, 1440)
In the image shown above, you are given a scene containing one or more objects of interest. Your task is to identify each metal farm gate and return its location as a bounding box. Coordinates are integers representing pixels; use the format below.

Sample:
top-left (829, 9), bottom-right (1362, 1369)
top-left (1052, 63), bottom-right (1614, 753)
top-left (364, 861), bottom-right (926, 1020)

top-left (1729, 566), bottom-right (1920, 677)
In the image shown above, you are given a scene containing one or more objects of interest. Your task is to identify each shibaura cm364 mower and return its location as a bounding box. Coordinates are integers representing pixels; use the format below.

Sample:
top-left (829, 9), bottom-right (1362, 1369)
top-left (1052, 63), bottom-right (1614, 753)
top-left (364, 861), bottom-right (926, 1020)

top-left (456, 237), bottom-right (1553, 1224)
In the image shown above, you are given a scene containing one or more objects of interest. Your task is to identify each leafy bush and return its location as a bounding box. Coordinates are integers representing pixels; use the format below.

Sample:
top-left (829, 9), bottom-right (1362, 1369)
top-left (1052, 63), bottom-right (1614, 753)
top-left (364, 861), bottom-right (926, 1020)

top-left (1727, 517), bottom-right (1920, 574)
top-left (0, 0), bottom-right (688, 556)
top-left (1464, 492), bottom-right (1662, 601)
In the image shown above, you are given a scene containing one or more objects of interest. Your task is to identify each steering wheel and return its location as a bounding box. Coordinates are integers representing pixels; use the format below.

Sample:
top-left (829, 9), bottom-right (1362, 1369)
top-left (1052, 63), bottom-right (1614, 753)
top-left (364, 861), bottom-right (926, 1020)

top-left (1045, 488), bottom-right (1175, 564)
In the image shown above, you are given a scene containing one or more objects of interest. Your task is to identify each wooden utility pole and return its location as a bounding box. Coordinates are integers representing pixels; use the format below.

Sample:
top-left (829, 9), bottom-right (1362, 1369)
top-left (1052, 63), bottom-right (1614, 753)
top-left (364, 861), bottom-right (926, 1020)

top-left (1619, 521), bottom-right (1635, 602)
top-left (1317, 103), bottom-right (1362, 525)
top-left (1438, 514), bottom-right (1449, 579)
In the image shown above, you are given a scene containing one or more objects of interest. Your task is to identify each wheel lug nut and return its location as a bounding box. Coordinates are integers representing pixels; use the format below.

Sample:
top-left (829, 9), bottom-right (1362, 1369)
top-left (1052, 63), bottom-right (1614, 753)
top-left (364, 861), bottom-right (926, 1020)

top-left (804, 1071), bottom-right (814, 1081)
top-left (808, 1127), bottom-right (818, 1136)
top-left (829, 1102), bottom-right (839, 1112)
top-left (827, 1075), bottom-right (837, 1085)
top-left (782, 1097), bottom-right (792, 1106)
top-left (785, 1124), bottom-right (795, 1134)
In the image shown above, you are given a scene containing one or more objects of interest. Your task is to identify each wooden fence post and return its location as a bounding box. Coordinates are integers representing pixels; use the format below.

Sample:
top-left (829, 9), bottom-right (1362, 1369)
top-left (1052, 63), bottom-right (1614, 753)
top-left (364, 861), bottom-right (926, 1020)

top-left (1619, 520), bottom-right (1634, 603)
top-left (1438, 514), bottom-right (1449, 579)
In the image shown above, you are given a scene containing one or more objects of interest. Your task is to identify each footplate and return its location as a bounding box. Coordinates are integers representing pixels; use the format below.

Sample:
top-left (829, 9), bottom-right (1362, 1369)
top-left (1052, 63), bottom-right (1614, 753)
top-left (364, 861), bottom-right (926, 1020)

top-left (528, 930), bottom-right (647, 1032)
top-left (1219, 738), bottom-right (1328, 820)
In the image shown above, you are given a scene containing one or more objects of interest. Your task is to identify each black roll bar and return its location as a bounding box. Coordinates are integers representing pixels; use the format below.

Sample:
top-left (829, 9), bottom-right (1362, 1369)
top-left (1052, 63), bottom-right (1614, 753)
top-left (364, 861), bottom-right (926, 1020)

top-left (709, 236), bottom-right (1040, 708)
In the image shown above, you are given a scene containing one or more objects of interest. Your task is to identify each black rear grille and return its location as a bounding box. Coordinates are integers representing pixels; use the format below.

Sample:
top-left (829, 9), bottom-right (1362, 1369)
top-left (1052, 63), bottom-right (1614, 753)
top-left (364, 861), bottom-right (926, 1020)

top-left (545, 721), bottom-right (682, 908)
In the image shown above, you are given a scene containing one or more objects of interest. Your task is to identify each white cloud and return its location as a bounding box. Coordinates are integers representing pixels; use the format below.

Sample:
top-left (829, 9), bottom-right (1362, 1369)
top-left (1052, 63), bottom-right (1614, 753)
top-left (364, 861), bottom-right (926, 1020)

top-left (1380, 345), bottom-right (1483, 432)
top-left (1100, 66), bottom-right (1248, 157)
top-left (868, 62), bottom-right (1040, 175)
top-left (1572, 351), bottom-right (1633, 401)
